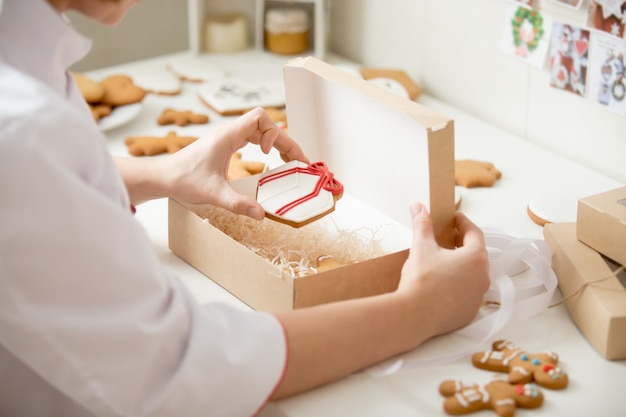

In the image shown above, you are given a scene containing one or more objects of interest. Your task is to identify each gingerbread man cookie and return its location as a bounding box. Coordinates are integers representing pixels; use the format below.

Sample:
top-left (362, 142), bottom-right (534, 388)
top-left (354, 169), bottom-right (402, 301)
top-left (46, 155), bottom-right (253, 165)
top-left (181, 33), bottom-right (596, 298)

top-left (455, 160), bottom-right (502, 188)
top-left (124, 131), bottom-right (197, 156)
top-left (157, 108), bottom-right (209, 126)
top-left (228, 152), bottom-right (266, 180)
top-left (471, 340), bottom-right (568, 390)
top-left (439, 379), bottom-right (543, 417)
top-left (315, 255), bottom-right (345, 273)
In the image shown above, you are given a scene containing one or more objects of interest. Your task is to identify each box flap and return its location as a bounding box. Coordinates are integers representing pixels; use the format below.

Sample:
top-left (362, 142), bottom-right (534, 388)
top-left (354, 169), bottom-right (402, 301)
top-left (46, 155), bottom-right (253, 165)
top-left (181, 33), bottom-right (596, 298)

top-left (283, 56), bottom-right (455, 246)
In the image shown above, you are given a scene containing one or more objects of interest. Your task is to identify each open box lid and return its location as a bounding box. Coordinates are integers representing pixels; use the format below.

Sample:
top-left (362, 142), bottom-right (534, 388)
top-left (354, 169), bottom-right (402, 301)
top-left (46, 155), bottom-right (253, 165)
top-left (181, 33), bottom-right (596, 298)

top-left (283, 56), bottom-right (456, 247)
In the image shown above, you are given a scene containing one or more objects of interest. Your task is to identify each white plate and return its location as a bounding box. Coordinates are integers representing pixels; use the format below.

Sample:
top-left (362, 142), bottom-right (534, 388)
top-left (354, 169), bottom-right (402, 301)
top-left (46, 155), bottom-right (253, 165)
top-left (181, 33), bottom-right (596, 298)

top-left (98, 103), bottom-right (142, 132)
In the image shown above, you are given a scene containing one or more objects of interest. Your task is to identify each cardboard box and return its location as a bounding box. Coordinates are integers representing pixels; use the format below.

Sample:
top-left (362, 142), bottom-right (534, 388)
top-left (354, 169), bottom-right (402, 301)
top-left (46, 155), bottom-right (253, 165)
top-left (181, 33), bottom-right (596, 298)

top-left (168, 56), bottom-right (455, 312)
top-left (544, 222), bottom-right (626, 360)
top-left (577, 186), bottom-right (626, 267)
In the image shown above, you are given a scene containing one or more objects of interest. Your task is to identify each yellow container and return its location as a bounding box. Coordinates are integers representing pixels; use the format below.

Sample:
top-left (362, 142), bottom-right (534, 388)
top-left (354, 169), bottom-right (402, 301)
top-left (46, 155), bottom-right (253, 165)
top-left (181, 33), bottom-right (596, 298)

top-left (265, 8), bottom-right (310, 55)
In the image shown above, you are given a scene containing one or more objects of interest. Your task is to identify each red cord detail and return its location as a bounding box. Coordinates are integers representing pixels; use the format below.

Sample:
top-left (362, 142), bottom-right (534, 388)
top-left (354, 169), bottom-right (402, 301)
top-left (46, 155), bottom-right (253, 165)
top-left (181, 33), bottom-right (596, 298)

top-left (258, 162), bottom-right (343, 216)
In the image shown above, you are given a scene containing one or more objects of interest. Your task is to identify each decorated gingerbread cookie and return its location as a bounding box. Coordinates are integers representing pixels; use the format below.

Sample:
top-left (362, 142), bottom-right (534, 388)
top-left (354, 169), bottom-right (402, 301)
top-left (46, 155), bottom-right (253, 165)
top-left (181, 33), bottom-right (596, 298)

top-left (471, 340), bottom-right (568, 390)
top-left (124, 131), bottom-right (197, 156)
top-left (256, 161), bottom-right (343, 228)
top-left (439, 378), bottom-right (543, 417)
top-left (315, 255), bottom-right (345, 273)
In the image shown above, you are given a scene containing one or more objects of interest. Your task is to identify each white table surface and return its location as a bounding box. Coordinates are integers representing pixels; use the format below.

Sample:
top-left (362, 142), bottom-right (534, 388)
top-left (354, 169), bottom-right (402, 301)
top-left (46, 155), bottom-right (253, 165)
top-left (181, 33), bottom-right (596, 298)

top-left (92, 50), bottom-right (626, 417)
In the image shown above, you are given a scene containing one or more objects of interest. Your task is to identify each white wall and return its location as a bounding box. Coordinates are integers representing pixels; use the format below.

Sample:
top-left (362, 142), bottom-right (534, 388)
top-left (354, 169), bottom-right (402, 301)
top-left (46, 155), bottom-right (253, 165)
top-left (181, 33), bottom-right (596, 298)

top-left (329, 0), bottom-right (626, 184)
top-left (68, 0), bottom-right (626, 183)
top-left (68, 0), bottom-right (188, 72)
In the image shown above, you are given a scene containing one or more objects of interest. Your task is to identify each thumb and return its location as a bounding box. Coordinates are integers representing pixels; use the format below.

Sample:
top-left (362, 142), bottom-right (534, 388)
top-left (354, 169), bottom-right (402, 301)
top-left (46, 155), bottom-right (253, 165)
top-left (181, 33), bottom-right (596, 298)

top-left (409, 202), bottom-right (435, 245)
top-left (221, 187), bottom-right (266, 221)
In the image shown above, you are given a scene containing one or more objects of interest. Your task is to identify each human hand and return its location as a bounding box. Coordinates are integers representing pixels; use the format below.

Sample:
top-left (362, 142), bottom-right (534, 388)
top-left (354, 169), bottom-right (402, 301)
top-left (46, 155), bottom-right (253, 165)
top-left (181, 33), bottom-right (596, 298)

top-left (163, 107), bottom-right (309, 219)
top-left (397, 203), bottom-right (490, 339)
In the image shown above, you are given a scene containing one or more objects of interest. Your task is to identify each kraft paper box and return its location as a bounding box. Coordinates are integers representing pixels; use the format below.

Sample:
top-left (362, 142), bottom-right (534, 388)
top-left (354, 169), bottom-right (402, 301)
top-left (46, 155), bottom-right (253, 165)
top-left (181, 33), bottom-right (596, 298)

top-left (577, 186), bottom-right (626, 267)
top-left (544, 222), bottom-right (626, 360)
top-left (168, 56), bottom-right (455, 312)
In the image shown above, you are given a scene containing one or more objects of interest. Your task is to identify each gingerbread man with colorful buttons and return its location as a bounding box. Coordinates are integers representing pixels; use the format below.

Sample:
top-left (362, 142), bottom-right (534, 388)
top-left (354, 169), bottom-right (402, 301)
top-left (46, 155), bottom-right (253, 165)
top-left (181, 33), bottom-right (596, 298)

top-left (471, 340), bottom-right (568, 390)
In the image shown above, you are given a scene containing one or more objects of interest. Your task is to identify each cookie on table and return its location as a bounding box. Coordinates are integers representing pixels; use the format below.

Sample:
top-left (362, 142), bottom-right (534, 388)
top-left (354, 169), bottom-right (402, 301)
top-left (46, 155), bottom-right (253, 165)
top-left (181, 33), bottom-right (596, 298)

top-left (264, 107), bottom-right (287, 125)
top-left (455, 160), bottom-right (502, 188)
top-left (71, 72), bottom-right (105, 103)
top-left (118, 64), bottom-right (183, 95)
top-left (228, 152), bottom-right (266, 180)
top-left (471, 340), bottom-right (568, 390)
top-left (89, 103), bottom-right (112, 122)
top-left (157, 108), bottom-right (209, 126)
top-left (439, 378), bottom-right (543, 417)
top-left (197, 77), bottom-right (285, 116)
top-left (526, 190), bottom-right (581, 227)
top-left (359, 68), bottom-right (422, 100)
top-left (124, 131), bottom-right (197, 156)
top-left (99, 74), bottom-right (147, 107)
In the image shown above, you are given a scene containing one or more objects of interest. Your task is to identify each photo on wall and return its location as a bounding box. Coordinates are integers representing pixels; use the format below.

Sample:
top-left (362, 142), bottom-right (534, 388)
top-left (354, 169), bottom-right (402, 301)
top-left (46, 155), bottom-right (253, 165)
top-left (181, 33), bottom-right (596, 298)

top-left (585, 0), bottom-right (626, 38)
top-left (549, 22), bottom-right (590, 96)
top-left (500, 4), bottom-right (553, 68)
top-left (587, 31), bottom-right (626, 115)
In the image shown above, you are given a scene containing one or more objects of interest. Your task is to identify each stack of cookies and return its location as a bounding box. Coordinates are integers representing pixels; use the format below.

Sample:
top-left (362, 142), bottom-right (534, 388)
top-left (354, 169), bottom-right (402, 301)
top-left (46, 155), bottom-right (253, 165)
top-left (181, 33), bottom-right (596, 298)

top-left (71, 72), bottom-right (146, 122)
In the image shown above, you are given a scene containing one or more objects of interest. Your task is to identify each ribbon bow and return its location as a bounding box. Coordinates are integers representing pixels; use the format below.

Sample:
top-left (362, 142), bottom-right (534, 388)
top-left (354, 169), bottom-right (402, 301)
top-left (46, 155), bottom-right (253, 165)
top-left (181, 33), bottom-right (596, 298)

top-left (258, 162), bottom-right (343, 216)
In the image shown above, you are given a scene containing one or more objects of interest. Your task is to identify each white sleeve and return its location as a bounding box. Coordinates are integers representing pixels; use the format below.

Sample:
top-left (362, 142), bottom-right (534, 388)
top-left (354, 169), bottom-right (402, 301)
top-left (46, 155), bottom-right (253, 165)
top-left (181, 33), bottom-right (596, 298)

top-left (0, 70), bottom-right (287, 417)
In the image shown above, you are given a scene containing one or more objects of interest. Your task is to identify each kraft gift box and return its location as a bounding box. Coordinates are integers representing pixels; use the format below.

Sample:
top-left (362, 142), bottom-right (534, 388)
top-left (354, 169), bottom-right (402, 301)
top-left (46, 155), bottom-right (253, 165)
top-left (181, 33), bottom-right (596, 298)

top-left (577, 186), bottom-right (626, 267)
top-left (544, 222), bottom-right (626, 360)
top-left (168, 56), bottom-right (455, 312)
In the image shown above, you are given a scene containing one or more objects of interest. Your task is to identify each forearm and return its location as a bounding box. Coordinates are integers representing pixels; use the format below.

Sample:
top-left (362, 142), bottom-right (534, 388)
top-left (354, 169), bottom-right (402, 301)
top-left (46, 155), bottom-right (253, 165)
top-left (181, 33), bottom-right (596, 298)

top-left (271, 291), bottom-right (432, 399)
top-left (114, 156), bottom-right (173, 205)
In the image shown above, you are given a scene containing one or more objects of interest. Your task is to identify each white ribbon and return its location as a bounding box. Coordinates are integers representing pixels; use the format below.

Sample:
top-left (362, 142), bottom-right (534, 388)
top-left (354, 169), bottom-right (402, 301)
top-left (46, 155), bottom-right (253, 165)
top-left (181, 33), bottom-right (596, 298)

top-left (366, 229), bottom-right (559, 376)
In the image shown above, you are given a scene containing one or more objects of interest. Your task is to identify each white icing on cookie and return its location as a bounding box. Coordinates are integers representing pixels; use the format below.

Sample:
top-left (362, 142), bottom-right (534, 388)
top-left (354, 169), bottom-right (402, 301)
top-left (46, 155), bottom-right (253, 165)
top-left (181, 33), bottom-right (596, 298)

top-left (512, 366), bottom-right (530, 376)
top-left (167, 55), bottom-right (228, 82)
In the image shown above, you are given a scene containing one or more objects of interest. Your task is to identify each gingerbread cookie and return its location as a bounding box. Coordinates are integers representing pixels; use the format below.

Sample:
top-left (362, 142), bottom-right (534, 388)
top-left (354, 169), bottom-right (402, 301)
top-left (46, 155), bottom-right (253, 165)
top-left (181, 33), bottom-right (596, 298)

top-left (100, 74), bottom-right (147, 107)
top-left (315, 255), bottom-right (345, 273)
top-left (124, 131), bottom-right (197, 156)
top-left (439, 379), bottom-right (543, 417)
top-left (359, 68), bottom-right (422, 100)
top-left (157, 108), bottom-right (209, 126)
top-left (71, 72), bottom-right (105, 103)
top-left (455, 160), bottom-right (502, 188)
top-left (472, 340), bottom-right (568, 390)
top-left (526, 190), bottom-right (581, 227)
top-left (89, 103), bottom-right (112, 122)
top-left (256, 161), bottom-right (343, 228)
top-left (228, 152), bottom-right (266, 180)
